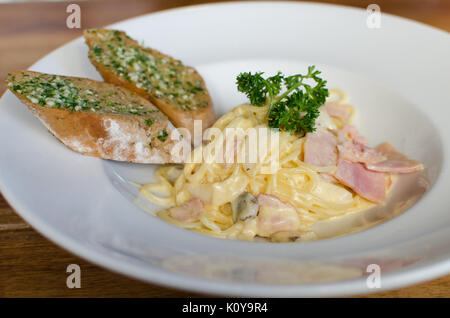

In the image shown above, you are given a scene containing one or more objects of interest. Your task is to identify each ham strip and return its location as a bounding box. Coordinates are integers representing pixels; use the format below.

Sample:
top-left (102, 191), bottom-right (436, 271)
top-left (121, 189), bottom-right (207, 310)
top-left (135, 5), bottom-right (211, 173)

top-left (365, 143), bottom-right (424, 174)
top-left (322, 102), bottom-right (353, 120)
top-left (338, 140), bottom-right (386, 164)
top-left (304, 129), bottom-right (337, 166)
top-left (168, 198), bottom-right (203, 222)
top-left (256, 194), bottom-right (301, 237)
top-left (335, 159), bottom-right (386, 203)
top-left (337, 125), bottom-right (368, 145)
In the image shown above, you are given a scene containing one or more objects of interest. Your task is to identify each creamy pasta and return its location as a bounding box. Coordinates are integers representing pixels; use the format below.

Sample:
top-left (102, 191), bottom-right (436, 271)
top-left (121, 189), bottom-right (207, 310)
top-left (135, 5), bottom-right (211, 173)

top-left (139, 90), bottom-right (395, 242)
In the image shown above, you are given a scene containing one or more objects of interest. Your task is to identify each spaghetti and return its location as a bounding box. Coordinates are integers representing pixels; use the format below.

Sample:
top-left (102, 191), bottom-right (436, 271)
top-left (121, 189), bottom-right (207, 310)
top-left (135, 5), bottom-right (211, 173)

top-left (140, 90), bottom-right (381, 242)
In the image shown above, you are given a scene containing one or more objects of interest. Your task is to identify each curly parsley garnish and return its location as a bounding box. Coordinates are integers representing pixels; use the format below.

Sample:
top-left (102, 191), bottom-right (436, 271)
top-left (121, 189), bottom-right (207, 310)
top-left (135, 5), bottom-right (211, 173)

top-left (236, 65), bottom-right (329, 134)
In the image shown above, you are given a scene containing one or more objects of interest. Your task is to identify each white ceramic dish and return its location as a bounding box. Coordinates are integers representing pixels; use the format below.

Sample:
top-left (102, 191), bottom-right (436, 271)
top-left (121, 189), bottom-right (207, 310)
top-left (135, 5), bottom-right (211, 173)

top-left (0, 2), bottom-right (449, 297)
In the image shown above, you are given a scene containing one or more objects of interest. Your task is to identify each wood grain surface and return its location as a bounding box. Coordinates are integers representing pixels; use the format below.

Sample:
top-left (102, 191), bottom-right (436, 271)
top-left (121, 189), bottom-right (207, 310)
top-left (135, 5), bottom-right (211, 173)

top-left (0, 0), bottom-right (449, 298)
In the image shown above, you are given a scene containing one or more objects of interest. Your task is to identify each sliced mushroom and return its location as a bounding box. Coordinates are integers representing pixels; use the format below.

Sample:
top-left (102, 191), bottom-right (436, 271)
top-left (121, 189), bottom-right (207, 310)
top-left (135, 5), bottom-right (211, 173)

top-left (231, 192), bottom-right (259, 223)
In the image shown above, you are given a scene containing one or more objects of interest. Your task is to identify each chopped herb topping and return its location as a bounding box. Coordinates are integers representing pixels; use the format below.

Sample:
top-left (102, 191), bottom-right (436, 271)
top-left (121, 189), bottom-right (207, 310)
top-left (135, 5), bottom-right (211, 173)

top-left (145, 118), bottom-right (154, 126)
top-left (93, 45), bottom-right (103, 56)
top-left (157, 129), bottom-right (168, 142)
top-left (7, 73), bottom-right (161, 118)
top-left (87, 29), bottom-right (209, 112)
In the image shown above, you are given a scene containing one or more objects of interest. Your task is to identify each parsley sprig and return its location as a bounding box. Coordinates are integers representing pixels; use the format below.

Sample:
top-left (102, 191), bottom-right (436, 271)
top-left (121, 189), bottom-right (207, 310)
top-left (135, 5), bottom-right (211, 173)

top-left (236, 66), bottom-right (329, 134)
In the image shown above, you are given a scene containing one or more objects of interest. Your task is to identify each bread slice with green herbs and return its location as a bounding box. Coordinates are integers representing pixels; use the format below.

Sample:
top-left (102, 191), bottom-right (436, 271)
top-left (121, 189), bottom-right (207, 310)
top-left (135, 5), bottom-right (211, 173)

top-left (6, 71), bottom-right (187, 163)
top-left (84, 28), bottom-right (216, 137)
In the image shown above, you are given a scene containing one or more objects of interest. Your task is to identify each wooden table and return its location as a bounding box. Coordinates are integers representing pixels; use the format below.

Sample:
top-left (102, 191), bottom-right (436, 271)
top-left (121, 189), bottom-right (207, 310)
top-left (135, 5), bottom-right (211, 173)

top-left (0, 0), bottom-right (449, 297)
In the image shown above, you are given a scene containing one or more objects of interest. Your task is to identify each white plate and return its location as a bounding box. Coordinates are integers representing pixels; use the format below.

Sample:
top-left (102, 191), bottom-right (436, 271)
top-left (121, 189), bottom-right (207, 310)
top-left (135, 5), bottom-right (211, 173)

top-left (1, 2), bottom-right (449, 297)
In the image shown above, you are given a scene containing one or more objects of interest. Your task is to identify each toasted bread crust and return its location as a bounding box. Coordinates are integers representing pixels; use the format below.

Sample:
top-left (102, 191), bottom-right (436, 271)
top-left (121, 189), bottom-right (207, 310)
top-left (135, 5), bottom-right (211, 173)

top-left (6, 71), bottom-right (188, 163)
top-left (84, 29), bottom-right (216, 137)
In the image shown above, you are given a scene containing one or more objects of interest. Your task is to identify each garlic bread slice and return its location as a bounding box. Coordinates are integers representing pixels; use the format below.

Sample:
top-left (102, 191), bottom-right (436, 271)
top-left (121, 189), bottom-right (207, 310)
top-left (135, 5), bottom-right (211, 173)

top-left (6, 71), bottom-right (187, 163)
top-left (84, 28), bottom-right (216, 137)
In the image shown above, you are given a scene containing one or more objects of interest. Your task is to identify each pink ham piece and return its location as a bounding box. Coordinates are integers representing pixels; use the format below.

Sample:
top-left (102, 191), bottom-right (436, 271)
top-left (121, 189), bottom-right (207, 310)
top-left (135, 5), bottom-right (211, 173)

top-left (256, 194), bottom-right (301, 237)
top-left (304, 128), bottom-right (337, 166)
top-left (365, 143), bottom-right (424, 174)
top-left (321, 102), bottom-right (353, 121)
top-left (338, 140), bottom-right (386, 164)
top-left (337, 125), bottom-right (368, 145)
top-left (335, 159), bottom-right (386, 203)
top-left (168, 198), bottom-right (203, 223)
